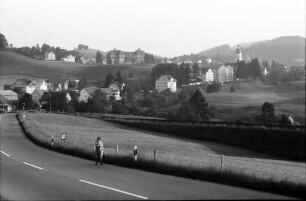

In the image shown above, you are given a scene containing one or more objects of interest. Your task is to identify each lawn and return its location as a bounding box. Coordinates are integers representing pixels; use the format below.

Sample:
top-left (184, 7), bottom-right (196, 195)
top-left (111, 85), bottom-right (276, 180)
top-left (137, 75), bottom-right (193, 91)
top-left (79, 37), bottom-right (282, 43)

top-left (24, 112), bottom-right (306, 185)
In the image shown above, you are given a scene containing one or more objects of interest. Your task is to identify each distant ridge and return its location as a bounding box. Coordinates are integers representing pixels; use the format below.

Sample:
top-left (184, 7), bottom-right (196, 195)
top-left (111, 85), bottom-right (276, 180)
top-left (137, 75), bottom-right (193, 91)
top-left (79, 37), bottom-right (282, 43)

top-left (197, 36), bottom-right (305, 65)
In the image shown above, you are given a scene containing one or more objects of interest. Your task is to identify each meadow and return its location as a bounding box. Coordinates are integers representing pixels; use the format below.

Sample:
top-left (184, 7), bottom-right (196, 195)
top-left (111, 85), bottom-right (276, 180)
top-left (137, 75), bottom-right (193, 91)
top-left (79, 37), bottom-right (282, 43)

top-left (22, 112), bottom-right (306, 187)
top-left (0, 50), bottom-right (152, 85)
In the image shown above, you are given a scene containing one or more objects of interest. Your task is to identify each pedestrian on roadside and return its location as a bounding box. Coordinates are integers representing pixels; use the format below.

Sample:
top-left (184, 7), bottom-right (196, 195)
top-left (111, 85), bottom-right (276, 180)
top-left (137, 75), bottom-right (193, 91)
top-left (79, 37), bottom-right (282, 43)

top-left (93, 137), bottom-right (104, 165)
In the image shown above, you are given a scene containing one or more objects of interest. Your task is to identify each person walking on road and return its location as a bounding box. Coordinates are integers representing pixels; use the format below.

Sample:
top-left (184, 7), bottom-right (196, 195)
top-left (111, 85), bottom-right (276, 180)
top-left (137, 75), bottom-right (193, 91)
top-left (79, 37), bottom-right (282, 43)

top-left (94, 137), bottom-right (104, 165)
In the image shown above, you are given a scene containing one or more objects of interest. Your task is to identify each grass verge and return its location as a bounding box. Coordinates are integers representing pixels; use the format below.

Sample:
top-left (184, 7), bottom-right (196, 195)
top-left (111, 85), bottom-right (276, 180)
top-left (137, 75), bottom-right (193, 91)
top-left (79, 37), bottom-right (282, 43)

top-left (16, 113), bottom-right (306, 199)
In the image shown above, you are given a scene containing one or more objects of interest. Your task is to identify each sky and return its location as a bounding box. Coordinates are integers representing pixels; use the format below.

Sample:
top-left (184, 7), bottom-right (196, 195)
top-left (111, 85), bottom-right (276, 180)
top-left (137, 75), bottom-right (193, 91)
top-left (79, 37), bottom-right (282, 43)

top-left (0, 0), bottom-right (305, 57)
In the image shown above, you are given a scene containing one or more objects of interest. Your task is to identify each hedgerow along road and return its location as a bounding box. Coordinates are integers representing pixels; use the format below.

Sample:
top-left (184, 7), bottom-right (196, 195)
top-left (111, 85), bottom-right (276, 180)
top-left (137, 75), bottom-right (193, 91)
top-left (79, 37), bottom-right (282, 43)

top-left (0, 113), bottom-right (294, 200)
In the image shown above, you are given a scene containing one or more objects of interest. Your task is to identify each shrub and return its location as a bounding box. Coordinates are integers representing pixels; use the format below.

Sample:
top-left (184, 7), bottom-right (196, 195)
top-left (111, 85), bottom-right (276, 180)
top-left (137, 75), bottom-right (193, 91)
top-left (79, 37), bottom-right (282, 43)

top-left (206, 82), bottom-right (221, 93)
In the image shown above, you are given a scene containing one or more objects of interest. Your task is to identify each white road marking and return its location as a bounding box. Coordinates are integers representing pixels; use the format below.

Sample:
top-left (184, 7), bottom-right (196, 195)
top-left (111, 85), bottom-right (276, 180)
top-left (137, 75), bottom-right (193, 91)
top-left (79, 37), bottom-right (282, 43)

top-left (1, 150), bottom-right (10, 157)
top-left (23, 162), bottom-right (43, 170)
top-left (79, 179), bottom-right (148, 200)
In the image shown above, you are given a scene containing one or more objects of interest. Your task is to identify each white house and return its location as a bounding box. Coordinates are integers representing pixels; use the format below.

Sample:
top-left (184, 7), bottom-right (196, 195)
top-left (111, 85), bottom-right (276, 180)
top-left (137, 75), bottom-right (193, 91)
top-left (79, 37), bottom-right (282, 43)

top-left (44, 51), bottom-right (56, 61)
top-left (201, 68), bottom-right (214, 83)
top-left (205, 58), bottom-right (212, 64)
top-left (39, 80), bottom-right (53, 91)
top-left (155, 75), bottom-right (177, 93)
top-left (25, 84), bottom-right (36, 94)
top-left (62, 54), bottom-right (75, 62)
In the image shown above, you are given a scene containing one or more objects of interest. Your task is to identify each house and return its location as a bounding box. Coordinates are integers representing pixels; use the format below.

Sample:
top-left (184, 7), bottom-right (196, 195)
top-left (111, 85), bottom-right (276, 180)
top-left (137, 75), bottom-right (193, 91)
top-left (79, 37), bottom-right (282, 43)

top-left (44, 51), bottom-right (56, 61)
top-left (80, 56), bottom-right (96, 64)
top-left (54, 78), bottom-right (79, 92)
top-left (201, 68), bottom-right (214, 83)
top-left (62, 54), bottom-right (75, 62)
top-left (0, 90), bottom-right (19, 101)
top-left (204, 58), bottom-right (212, 64)
top-left (39, 80), bottom-right (53, 91)
top-left (31, 89), bottom-right (44, 105)
top-left (25, 80), bottom-right (36, 94)
top-left (212, 65), bottom-right (234, 83)
top-left (155, 75), bottom-right (177, 93)
top-left (109, 48), bottom-right (145, 65)
top-left (79, 87), bottom-right (98, 102)
top-left (0, 94), bottom-right (12, 112)
top-left (79, 85), bottom-right (121, 102)
top-left (11, 78), bottom-right (31, 92)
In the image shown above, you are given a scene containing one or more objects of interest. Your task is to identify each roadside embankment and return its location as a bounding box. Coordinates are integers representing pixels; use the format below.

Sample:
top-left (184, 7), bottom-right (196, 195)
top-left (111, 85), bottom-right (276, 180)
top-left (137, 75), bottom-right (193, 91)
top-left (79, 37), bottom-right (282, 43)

top-left (16, 112), bottom-right (306, 199)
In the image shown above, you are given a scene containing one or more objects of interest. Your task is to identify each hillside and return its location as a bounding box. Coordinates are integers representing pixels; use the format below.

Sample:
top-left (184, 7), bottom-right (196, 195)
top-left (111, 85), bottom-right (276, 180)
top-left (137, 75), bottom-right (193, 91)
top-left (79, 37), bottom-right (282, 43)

top-left (0, 50), bottom-right (152, 86)
top-left (165, 80), bottom-right (305, 124)
top-left (197, 36), bottom-right (305, 65)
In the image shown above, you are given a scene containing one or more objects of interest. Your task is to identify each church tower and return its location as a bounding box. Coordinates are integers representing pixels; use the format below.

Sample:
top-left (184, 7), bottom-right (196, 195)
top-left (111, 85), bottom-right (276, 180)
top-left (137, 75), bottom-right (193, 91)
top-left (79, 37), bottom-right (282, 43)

top-left (235, 45), bottom-right (243, 62)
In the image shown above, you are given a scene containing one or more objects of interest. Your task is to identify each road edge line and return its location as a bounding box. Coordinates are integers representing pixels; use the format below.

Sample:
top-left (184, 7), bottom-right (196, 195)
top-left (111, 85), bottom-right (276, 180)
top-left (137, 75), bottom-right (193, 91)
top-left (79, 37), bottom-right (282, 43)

top-left (79, 179), bottom-right (148, 200)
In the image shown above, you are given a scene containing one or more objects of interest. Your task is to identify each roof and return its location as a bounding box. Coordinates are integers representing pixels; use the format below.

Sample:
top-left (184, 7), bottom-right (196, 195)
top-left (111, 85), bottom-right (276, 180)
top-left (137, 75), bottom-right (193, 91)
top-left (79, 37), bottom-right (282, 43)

top-left (201, 68), bottom-right (212, 74)
top-left (157, 75), bottom-right (177, 82)
top-left (0, 94), bottom-right (9, 104)
top-left (32, 89), bottom-right (44, 96)
top-left (82, 87), bottom-right (98, 95)
top-left (0, 90), bottom-right (18, 96)
top-left (99, 88), bottom-right (112, 95)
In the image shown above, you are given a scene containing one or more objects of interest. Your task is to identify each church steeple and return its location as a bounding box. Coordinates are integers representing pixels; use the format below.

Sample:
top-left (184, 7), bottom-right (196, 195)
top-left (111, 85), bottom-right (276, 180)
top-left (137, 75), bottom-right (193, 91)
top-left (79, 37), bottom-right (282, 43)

top-left (236, 45), bottom-right (243, 62)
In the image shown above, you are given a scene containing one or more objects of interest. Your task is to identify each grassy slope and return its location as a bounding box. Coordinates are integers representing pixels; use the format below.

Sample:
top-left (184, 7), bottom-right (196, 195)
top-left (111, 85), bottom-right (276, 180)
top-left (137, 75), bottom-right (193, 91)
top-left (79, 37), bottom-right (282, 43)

top-left (25, 112), bottom-right (306, 185)
top-left (168, 80), bottom-right (305, 124)
top-left (0, 50), bottom-right (152, 84)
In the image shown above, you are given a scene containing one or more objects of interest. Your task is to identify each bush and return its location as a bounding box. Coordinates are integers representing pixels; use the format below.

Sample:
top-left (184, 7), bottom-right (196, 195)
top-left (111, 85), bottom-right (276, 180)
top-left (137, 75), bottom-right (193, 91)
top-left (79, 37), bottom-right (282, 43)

top-left (229, 86), bottom-right (237, 92)
top-left (206, 82), bottom-right (221, 93)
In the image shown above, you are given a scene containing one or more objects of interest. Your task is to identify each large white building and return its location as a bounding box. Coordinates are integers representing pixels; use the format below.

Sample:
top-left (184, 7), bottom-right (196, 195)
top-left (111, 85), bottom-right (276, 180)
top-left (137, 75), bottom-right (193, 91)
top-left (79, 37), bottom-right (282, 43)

top-left (155, 75), bottom-right (177, 93)
top-left (201, 68), bottom-right (214, 83)
top-left (212, 65), bottom-right (234, 83)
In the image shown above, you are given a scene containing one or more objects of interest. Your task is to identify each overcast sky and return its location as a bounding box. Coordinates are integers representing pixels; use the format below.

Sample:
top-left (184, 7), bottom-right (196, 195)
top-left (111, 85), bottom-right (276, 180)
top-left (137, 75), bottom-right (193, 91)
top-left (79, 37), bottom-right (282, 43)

top-left (0, 0), bottom-right (305, 57)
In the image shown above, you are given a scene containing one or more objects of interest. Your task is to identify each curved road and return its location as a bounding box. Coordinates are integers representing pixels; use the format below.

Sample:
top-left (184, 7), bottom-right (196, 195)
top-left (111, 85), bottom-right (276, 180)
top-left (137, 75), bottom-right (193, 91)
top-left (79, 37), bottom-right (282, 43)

top-left (0, 113), bottom-right (294, 200)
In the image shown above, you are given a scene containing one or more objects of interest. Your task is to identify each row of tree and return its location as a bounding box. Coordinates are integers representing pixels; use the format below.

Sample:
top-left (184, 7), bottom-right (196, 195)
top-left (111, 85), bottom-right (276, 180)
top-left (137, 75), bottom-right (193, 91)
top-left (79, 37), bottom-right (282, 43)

top-left (235, 58), bottom-right (262, 79)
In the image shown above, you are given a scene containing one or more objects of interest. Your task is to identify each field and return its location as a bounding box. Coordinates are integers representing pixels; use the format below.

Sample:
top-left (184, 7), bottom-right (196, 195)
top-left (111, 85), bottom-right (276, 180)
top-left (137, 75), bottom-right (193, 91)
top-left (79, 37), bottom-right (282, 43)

top-left (1, 50), bottom-right (304, 123)
top-left (24, 112), bottom-right (306, 186)
top-left (0, 50), bottom-right (152, 85)
top-left (168, 80), bottom-right (305, 124)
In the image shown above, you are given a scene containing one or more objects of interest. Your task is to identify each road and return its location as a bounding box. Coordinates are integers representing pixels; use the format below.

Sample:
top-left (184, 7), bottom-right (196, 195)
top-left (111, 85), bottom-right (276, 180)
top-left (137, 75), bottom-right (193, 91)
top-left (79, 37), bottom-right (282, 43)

top-left (0, 113), bottom-right (295, 200)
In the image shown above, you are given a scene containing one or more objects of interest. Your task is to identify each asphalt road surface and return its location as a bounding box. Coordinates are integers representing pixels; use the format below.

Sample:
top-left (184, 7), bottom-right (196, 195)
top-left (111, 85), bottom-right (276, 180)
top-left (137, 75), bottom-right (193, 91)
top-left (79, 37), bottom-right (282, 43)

top-left (0, 113), bottom-right (295, 200)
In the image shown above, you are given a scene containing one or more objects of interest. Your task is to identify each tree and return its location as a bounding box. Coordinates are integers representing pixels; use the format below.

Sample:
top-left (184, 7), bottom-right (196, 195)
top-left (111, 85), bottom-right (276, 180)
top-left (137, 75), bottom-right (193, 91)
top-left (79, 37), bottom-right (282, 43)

top-left (249, 58), bottom-right (262, 78)
top-left (262, 60), bottom-right (269, 71)
top-left (192, 62), bottom-right (200, 77)
top-left (106, 52), bottom-right (112, 65)
top-left (96, 51), bottom-right (103, 63)
top-left (261, 102), bottom-right (276, 123)
top-left (104, 72), bottom-right (114, 87)
top-left (41, 43), bottom-right (51, 53)
top-left (189, 89), bottom-right (210, 120)
top-left (206, 82), bottom-right (221, 93)
top-left (0, 33), bottom-right (8, 49)
top-left (115, 70), bottom-right (123, 83)
top-left (18, 93), bottom-right (37, 110)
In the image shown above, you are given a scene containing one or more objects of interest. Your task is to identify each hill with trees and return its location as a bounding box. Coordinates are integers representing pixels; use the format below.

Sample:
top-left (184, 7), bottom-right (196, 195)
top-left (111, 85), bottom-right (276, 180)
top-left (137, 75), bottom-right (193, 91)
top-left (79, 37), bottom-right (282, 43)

top-left (197, 36), bottom-right (305, 66)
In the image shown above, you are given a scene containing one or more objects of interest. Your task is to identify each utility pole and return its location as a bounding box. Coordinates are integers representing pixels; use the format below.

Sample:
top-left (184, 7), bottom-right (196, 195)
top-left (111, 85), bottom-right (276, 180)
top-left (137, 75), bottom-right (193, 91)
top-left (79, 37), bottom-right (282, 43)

top-left (49, 90), bottom-right (51, 112)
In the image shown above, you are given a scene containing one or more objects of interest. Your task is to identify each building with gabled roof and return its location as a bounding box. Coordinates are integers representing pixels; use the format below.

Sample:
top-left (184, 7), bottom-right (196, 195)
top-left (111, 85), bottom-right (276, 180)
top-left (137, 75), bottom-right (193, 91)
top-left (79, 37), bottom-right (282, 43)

top-left (44, 51), bottom-right (56, 61)
top-left (155, 75), bottom-right (177, 93)
top-left (0, 90), bottom-right (18, 101)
